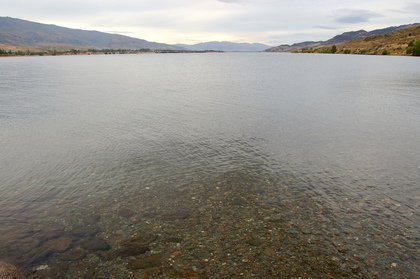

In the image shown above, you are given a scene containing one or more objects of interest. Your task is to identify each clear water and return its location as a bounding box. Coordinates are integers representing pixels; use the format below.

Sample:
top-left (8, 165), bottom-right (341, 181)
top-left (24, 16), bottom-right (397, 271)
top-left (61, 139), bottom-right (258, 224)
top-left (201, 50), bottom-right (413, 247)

top-left (0, 53), bottom-right (419, 277)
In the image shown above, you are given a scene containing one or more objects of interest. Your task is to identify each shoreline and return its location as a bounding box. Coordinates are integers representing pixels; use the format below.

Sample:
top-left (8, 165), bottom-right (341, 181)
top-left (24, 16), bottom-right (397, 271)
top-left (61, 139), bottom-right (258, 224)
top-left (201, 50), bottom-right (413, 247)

top-left (0, 49), bottom-right (223, 58)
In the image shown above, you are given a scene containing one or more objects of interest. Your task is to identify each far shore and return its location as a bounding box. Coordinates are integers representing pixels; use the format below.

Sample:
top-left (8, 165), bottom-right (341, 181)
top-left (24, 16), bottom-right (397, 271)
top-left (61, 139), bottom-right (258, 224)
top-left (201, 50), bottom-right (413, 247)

top-left (0, 48), bottom-right (224, 58)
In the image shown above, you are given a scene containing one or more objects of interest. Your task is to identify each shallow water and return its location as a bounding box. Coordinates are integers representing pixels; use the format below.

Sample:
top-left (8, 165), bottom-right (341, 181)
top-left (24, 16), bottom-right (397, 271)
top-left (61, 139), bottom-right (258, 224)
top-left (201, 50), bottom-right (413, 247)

top-left (0, 53), bottom-right (419, 278)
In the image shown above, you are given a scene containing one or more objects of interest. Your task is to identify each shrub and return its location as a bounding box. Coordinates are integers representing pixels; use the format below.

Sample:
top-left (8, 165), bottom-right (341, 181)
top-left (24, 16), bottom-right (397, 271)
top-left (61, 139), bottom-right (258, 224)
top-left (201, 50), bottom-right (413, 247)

top-left (411, 40), bottom-right (420, 56)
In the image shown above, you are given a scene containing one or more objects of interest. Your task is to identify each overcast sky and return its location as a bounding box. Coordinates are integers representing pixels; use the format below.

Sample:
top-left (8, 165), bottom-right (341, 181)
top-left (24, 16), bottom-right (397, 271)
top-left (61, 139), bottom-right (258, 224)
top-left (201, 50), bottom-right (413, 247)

top-left (2, 0), bottom-right (419, 46)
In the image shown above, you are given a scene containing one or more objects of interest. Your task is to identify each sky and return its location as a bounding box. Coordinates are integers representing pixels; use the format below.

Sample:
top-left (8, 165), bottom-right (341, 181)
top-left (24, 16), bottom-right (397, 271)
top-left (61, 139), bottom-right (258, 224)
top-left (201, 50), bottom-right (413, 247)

top-left (2, 0), bottom-right (420, 46)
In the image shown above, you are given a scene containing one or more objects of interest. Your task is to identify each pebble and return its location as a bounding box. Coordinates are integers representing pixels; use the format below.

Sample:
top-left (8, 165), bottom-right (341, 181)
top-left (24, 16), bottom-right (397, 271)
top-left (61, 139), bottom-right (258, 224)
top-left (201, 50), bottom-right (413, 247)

top-left (263, 247), bottom-right (276, 256)
top-left (267, 215), bottom-right (284, 222)
top-left (5, 170), bottom-right (418, 278)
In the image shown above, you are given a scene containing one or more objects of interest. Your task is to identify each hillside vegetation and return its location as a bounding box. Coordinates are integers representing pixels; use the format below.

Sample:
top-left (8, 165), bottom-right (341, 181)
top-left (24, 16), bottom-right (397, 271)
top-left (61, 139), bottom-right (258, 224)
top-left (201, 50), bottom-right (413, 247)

top-left (266, 24), bottom-right (417, 53)
top-left (294, 24), bottom-right (420, 56)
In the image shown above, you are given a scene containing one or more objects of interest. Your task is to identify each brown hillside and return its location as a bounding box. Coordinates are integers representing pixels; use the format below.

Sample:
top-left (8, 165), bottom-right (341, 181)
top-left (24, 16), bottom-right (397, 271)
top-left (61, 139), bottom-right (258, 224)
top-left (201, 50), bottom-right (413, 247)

top-left (0, 43), bottom-right (41, 52)
top-left (335, 24), bottom-right (420, 55)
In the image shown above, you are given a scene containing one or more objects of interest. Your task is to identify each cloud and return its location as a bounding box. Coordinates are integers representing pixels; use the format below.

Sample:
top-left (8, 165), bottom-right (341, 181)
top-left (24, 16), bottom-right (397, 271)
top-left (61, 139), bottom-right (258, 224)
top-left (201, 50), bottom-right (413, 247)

top-left (404, 2), bottom-right (420, 13)
top-left (315, 25), bottom-right (339, 30)
top-left (334, 9), bottom-right (382, 24)
top-left (1, 0), bottom-right (416, 45)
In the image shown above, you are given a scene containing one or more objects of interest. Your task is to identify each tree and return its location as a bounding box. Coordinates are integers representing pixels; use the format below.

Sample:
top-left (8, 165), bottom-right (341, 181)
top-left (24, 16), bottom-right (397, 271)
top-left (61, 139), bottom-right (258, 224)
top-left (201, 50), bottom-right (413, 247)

top-left (331, 45), bottom-right (337, 53)
top-left (411, 40), bottom-right (420, 56)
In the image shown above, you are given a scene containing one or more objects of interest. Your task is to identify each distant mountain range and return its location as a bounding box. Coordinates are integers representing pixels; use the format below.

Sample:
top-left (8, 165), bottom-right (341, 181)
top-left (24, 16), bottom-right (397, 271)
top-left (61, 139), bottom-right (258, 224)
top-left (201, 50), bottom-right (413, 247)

top-left (1, 17), bottom-right (418, 54)
top-left (0, 17), bottom-right (180, 50)
top-left (266, 24), bottom-right (419, 52)
top-left (0, 17), bottom-right (271, 52)
top-left (176, 41), bottom-right (271, 52)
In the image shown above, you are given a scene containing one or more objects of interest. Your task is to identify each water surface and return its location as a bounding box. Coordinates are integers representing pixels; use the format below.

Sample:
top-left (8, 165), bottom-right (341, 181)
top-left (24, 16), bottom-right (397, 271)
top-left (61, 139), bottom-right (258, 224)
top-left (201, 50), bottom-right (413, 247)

top-left (0, 53), bottom-right (419, 278)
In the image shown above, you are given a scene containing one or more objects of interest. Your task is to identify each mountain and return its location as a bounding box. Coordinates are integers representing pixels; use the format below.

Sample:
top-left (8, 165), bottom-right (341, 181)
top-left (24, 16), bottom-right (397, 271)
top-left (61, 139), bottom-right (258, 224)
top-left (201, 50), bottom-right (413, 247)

top-left (0, 17), bottom-right (182, 50)
top-left (177, 41), bottom-right (271, 52)
top-left (266, 24), bottom-right (419, 52)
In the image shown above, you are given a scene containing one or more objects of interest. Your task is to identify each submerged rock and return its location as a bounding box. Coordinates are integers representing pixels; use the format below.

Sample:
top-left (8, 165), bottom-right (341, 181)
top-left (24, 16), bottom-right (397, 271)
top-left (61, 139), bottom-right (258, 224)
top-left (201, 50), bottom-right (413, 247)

top-left (43, 237), bottom-right (73, 252)
top-left (0, 224), bottom-right (35, 244)
top-left (83, 214), bottom-right (101, 224)
top-left (134, 267), bottom-right (162, 279)
top-left (115, 245), bottom-right (150, 258)
top-left (28, 237), bottom-right (73, 264)
top-left (161, 211), bottom-right (190, 221)
top-left (34, 266), bottom-right (67, 279)
top-left (116, 234), bottom-right (156, 257)
top-left (246, 238), bottom-right (264, 246)
top-left (0, 261), bottom-right (27, 279)
top-left (38, 227), bottom-right (65, 241)
top-left (169, 269), bottom-right (205, 279)
top-left (121, 234), bottom-right (157, 246)
top-left (71, 226), bottom-right (100, 237)
top-left (129, 254), bottom-right (162, 269)
top-left (162, 236), bottom-right (183, 243)
top-left (81, 237), bottom-right (111, 251)
top-left (57, 247), bottom-right (87, 261)
top-left (119, 208), bottom-right (135, 218)
top-left (16, 237), bottom-right (41, 253)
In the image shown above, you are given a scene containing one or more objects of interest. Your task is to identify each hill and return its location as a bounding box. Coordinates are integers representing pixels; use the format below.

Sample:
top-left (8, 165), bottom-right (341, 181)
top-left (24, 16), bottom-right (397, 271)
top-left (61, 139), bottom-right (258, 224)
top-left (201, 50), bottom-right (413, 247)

top-left (286, 24), bottom-right (420, 56)
top-left (332, 24), bottom-right (420, 55)
top-left (266, 24), bottom-right (418, 52)
top-left (177, 41), bottom-right (271, 52)
top-left (0, 17), bottom-right (181, 51)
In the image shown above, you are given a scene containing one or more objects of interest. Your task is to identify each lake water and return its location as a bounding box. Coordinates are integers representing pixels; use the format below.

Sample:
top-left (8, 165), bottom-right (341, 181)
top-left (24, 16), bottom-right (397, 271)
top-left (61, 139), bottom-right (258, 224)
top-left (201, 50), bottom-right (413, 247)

top-left (0, 53), bottom-right (419, 278)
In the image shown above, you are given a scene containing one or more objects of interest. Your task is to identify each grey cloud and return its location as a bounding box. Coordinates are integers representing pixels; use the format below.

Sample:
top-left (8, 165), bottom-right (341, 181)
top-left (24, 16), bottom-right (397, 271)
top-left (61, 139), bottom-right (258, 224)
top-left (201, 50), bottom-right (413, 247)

top-left (405, 2), bottom-right (420, 13)
top-left (334, 9), bottom-right (382, 24)
top-left (315, 25), bottom-right (339, 30)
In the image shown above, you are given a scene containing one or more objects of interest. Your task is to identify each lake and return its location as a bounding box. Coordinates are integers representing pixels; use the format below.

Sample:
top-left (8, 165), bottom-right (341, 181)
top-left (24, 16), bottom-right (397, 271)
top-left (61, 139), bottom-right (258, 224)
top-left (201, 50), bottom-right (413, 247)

top-left (0, 53), bottom-right (419, 278)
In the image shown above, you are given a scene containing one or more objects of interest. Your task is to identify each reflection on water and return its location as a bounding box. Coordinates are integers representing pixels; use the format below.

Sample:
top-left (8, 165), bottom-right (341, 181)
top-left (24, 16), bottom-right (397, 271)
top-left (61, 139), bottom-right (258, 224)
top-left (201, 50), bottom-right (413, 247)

top-left (0, 53), bottom-right (419, 278)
